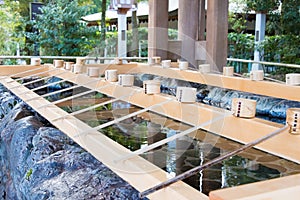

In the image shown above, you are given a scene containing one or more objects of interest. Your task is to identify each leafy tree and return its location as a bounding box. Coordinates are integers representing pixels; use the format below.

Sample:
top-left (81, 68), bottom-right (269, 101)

top-left (261, 34), bottom-right (300, 80)
top-left (0, 0), bottom-right (24, 63)
top-left (241, 0), bottom-right (300, 68)
top-left (281, 0), bottom-right (300, 35)
top-left (78, 0), bottom-right (102, 14)
top-left (261, 35), bottom-right (300, 64)
top-left (228, 12), bottom-right (248, 34)
top-left (26, 0), bottom-right (99, 56)
top-left (245, 0), bottom-right (280, 13)
top-left (243, 0), bottom-right (299, 36)
top-left (228, 33), bottom-right (254, 60)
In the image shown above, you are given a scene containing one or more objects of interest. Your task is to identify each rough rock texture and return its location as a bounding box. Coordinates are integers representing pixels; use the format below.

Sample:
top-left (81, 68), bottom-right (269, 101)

top-left (0, 87), bottom-right (145, 200)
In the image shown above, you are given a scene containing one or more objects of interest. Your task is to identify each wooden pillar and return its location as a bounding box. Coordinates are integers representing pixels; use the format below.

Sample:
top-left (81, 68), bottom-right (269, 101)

top-left (198, 0), bottom-right (206, 41)
top-left (206, 0), bottom-right (228, 72)
top-left (148, 0), bottom-right (169, 59)
top-left (178, 0), bottom-right (199, 67)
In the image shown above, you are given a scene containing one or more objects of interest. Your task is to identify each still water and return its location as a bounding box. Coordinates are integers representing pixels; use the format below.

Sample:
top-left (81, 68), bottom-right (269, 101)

top-left (23, 77), bottom-right (300, 195)
top-left (58, 92), bottom-right (300, 195)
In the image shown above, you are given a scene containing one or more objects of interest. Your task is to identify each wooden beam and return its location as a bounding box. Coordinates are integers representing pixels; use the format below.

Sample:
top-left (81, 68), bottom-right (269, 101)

top-left (82, 63), bottom-right (300, 102)
top-left (0, 76), bottom-right (208, 200)
top-left (2, 65), bottom-right (300, 199)
top-left (0, 65), bottom-right (50, 77)
top-left (209, 174), bottom-right (300, 200)
top-left (2, 63), bottom-right (300, 109)
top-left (46, 68), bottom-right (300, 164)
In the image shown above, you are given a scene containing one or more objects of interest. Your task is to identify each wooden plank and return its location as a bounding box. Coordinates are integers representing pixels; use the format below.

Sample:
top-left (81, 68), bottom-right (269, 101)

top-left (0, 77), bottom-right (208, 200)
top-left (55, 97), bottom-right (111, 107)
top-left (0, 65), bottom-right (50, 77)
top-left (84, 63), bottom-right (300, 102)
top-left (48, 68), bottom-right (300, 164)
top-left (209, 174), bottom-right (300, 200)
top-left (3, 64), bottom-right (300, 102)
top-left (45, 68), bottom-right (300, 200)
top-left (2, 65), bottom-right (300, 199)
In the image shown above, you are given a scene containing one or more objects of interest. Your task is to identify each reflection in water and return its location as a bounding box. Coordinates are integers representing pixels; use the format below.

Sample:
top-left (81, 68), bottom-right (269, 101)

top-left (56, 91), bottom-right (300, 195)
top-left (100, 114), bottom-right (300, 195)
top-left (102, 115), bottom-right (300, 195)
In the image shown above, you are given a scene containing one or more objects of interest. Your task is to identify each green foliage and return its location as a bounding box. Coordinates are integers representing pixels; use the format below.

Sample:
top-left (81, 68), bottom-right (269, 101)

top-left (227, 33), bottom-right (254, 73)
top-left (265, 11), bottom-right (281, 35)
top-left (245, 0), bottom-right (280, 13)
top-left (222, 156), bottom-right (280, 187)
top-left (230, 0), bottom-right (300, 75)
top-left (281, 0), bottom-right (300, 35)
top-left (94, 92), bottom-right (105, 98)
top-left (263, 0), bottom-right (300, 35)
top-left (88, 31), bottom-right (118, 57)
top-left (100, 124), bottom-right (148, 151)
top-left (228, 32), bottom-right (254, 59)
top-left (261, 34), bottom-right (300, 64)
top-left (26, 0), bottom-right (99, 56)
top-left (78, 0), bottom-right (103, 14)
top-left (168, 29), bottom-right (178, 40)
top-left (25, 168), bottom-right (33, 181)
top-left (259, 34), bottom-right (300, 79)
top-left (127, 27), bottom-right (148, 43)
top-left (229, 12), bottom-right (248, 33)
top-left (0, 1), bottom-right (24, 57)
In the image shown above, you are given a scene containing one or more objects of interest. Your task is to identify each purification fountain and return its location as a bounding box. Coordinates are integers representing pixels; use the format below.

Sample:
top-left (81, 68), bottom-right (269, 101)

top-left (0, 58), bottom-right (300, 199)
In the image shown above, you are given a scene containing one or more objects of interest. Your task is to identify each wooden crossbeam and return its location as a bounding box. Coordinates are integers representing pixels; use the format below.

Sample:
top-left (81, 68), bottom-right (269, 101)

top-left (49, 67), bottom-right (300, 164)
top-left (74, 98), bottom-right (173, 138)
top-left (77, 63), bottom-right (300, 102)
top-left (1, 64), bottom-right (300, 200)
top-left (115, 112), bottom-right (232, 163)
top-left (41, 79), bottom-right (99, 98)
top-left (0, 73), bottom-right (208, 200)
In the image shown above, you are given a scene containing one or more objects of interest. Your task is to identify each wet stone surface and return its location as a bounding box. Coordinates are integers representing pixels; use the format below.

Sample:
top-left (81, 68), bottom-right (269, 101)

top-left (0, 85), bottom-right (145, 200)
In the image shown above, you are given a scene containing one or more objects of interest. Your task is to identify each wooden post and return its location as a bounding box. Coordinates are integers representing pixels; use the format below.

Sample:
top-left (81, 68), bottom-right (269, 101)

top-left (178, 0), bottom-right (199, 68)
top-left (206, 0), bottom-right (229, 72)
top-left (148, 0), bottom-right (169, 59)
